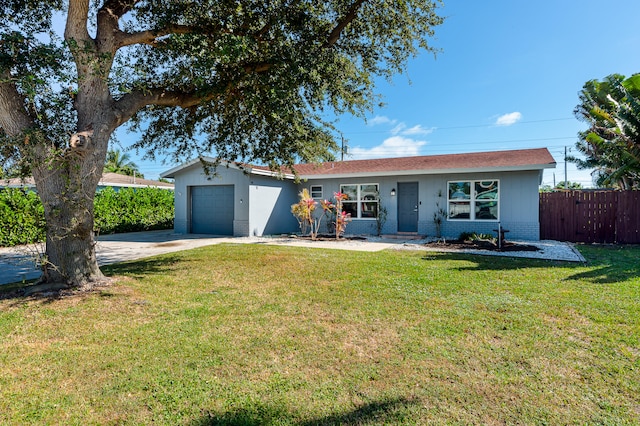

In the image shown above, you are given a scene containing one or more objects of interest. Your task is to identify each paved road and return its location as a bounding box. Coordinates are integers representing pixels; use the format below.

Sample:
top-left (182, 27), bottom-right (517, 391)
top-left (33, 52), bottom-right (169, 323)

top-left (0, 230), bottom-right (584, 286)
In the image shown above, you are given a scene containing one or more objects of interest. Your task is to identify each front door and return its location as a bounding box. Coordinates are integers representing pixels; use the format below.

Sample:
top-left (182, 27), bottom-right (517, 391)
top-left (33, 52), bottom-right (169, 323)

top-left (397, 182), bottom-right (418, 232)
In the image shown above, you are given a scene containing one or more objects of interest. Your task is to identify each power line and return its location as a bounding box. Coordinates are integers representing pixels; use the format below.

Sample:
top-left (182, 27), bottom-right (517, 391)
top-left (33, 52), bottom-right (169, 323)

top-left (422, 136), bottom-right (575, 147)
top-left (416, 117), bottom-right (576, 131)
top-left (343, 117), bottom-right (576, 134)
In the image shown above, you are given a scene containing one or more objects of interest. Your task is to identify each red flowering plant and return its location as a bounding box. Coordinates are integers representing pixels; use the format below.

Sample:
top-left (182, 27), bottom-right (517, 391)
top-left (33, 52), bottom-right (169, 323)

top-left (318, 199), bottom-right (335, 235)
top-left (291, 189), bottom-right (317, 237)
top-left (320, 199), bottom-right (335, 212)
top-left (332, 191), bottom-right (351, 239)
top-left (291, 190), bottom-right (338, 239)
top-left (292, 190), bottom-right (351, 240)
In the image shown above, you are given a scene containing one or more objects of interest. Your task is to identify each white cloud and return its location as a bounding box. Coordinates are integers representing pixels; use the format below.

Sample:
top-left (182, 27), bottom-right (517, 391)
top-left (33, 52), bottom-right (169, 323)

top-left (368, 115), bottom-right (396, 126)
top-left (385, 121), bottom-right (435, 137)
top-left (348, 136), bottom-right (427, 160)
top-left (390, 122), bottom-right (407, 135)
top-left (495, 112), bottom-right (522, 126)
top-left (400, 124), bottom-right (434, 136)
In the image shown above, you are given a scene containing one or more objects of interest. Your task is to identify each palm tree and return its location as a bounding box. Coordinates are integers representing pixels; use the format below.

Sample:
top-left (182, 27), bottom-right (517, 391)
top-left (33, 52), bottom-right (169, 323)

top-left (570, 74), bottom-right (640, 189)
top-left (104, 149), bottom-right (143, 178)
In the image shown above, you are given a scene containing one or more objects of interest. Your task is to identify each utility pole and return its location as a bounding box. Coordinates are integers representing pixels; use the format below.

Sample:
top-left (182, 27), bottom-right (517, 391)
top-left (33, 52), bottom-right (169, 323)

top-left (341, 135), bottom-right (345, 161)
top-left (564, 146), bottom-right (568, 189)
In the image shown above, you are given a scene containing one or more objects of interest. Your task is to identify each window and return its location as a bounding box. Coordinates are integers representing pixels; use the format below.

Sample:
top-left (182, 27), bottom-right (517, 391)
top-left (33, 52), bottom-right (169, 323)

top-left (340, 183), bottom-right (379, 219)
top-left (448, 180), bottom-right (499, 220)
top-left (310, 185), bottom-right (323, 199)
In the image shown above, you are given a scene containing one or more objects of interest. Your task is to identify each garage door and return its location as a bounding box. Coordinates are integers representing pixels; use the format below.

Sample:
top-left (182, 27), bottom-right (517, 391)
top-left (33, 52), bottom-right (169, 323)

top-left (190, 185), bottom-right (234, 235)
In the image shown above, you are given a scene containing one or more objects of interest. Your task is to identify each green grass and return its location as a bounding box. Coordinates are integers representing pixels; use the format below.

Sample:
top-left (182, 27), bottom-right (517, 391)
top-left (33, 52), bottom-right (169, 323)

top-left (1, 244), bottom-right (639, 425)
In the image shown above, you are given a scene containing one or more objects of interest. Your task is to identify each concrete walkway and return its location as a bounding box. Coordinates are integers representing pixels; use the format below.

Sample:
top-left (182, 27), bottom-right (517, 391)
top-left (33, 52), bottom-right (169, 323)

top-left (0, 230), bottom-right (585, 286)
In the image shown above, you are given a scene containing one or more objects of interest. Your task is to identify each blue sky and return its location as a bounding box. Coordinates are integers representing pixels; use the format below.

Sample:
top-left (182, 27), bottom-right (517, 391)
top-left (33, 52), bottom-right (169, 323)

top-left (122, 1), bottom-right (640, 185)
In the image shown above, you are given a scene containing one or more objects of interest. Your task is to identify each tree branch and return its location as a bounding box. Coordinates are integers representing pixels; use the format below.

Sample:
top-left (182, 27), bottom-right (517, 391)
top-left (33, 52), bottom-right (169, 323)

top-left (113, 88), bottom-right (222, 127)
top-left (243, 62), bottom-right (272, 73)
top-left (100, 0), bottom-right (141, 21)
top-left (117, 24), bottom-right (199, 48)
top-left (325, 0), bottom-right (368, 48)
top-left (97, 0), bottom-right (144, 53)
top-left (0, 71), bottom-right (34, 137)
top-left (65, 0), bottom-right (92, 45)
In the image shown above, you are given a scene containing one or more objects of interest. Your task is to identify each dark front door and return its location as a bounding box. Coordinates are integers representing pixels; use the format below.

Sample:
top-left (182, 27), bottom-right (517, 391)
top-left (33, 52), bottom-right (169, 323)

top-left (397, 182), bottom-right (418, 232)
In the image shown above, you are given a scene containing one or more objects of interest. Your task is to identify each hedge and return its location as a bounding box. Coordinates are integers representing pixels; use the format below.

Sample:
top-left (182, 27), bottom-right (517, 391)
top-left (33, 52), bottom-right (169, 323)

top-left (0, 187), bottom-right (174, 247)
top-left (0, 188), bottom-right (46, 247)
top-left (93, 187), bottom-right (174, 234)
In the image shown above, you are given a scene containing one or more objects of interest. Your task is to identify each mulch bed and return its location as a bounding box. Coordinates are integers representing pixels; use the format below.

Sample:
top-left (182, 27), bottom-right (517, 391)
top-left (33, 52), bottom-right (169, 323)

top-left (288, 234), bottom-right (368, 241)
top-left (424, 239), bottom-right (540, 252)
top-left (290, 234), bottom-right (540, 252)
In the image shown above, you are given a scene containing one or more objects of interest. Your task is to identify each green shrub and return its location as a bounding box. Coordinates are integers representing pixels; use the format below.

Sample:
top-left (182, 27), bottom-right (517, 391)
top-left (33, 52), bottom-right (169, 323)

top-left (0, 186), bottom-right (174, 246)
top-left (458, 231), bottom-right (475, 242)
top-left (458, 231), bottom-right (496, 243)
top-left (94, 187), bottom-right (174, 235)
top-left (0, 188), bottom-right (46, 246)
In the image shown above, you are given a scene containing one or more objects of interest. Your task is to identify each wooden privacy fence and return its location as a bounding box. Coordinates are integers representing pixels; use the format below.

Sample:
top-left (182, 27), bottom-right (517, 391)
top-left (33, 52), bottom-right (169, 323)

top-left (539, 190), bottom-right (640, 243)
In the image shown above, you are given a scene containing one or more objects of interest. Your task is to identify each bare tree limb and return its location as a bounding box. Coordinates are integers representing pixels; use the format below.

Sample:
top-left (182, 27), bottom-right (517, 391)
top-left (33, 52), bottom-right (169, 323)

top-left (243, 62), bottom-right (272, 73)
top-left (0, 71), bottom-right (34, 137)
top-left (255, 22), bottom-right (272, 42)
top-left (117, 25), bottom-right (200, 48)
top-left (65, 0), bottom-right (92, 45)
top-left (325, 0), bottom-right (368, 48)
top-left (114, 88), bottom-right (221, 126)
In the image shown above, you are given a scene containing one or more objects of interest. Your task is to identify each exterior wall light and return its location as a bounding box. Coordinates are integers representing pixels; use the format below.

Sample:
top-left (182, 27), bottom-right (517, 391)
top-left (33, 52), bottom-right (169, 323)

top-left (390, 188), bottom-right (396, 196)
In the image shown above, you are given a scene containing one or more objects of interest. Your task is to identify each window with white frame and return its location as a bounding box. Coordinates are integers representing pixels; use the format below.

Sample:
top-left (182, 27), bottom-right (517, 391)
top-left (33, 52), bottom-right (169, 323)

top-left (340, 183), bottom-right (379, 219)
top-left (310, 185), bottom-right (323, 199)
top-left (447, 180), bottom-right (499, 220)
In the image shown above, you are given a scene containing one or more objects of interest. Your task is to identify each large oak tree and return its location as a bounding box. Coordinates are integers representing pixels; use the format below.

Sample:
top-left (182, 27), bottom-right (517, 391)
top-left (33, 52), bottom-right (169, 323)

top-left (0, 0), bottom-right (443, 288)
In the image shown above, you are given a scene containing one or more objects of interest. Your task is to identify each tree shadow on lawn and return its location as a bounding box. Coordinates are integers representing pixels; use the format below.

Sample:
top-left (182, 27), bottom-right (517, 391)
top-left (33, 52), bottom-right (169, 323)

top-left (0, 255), bottom-right (192, 302)
top-left (420, 249), bottom-right (640, 285)
top-left (101, 254), bottom-right (197, 280)
top-left (562, 244), bottom-right (640, 284)
top-left (191, 397), bottom-right (413, 426)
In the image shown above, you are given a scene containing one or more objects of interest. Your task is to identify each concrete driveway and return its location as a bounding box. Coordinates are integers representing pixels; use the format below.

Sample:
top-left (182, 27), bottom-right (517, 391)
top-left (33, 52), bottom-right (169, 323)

top-left (0, 230), bottom-right (400, 285)
top-left (0, 230), bottom-right (584, 286)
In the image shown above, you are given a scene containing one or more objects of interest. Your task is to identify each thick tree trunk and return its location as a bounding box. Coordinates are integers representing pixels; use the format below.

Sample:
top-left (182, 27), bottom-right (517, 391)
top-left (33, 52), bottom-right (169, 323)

top-left (31, 130), bottom-right (110, 288)
top-left (37, 178), bottom-right (103, 286)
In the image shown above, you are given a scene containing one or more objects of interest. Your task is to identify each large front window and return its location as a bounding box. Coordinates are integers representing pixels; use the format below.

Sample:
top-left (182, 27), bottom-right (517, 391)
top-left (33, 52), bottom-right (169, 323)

top-left (340, 184), bottom-right (379, 219)
top-left (448, 180), bottom-right (499, 220)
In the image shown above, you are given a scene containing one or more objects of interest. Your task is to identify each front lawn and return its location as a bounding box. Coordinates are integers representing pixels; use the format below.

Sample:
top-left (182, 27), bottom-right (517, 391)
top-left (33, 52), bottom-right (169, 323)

top-left (1, 244), bottom-right (639, 424)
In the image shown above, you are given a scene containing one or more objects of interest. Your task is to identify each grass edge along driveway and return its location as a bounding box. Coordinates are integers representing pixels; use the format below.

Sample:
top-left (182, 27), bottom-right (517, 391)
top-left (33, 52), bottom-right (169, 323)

top-left (1, 243), bottom-right (639, 425)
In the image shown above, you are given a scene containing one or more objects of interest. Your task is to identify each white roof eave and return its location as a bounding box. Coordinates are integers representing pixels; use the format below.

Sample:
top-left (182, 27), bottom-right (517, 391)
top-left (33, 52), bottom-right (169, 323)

top-left (160, 157), bottom-right (297, 180)
top-left (160, 158), bottom-right (206, 179)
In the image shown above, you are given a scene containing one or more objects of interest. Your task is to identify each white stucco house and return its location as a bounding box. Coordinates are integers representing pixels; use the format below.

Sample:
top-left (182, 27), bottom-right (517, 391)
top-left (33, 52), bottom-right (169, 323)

top-left (160, 148), bottom-right (556, 240)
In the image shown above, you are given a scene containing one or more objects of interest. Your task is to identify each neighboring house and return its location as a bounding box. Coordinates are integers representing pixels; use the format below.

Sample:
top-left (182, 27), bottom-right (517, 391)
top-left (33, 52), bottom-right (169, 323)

top-left (1, 172), bottom-right (174, 191)
top-left (97, 173), bottom-right (174, 191)
top-left (161, 148), bottom-right (556, 240)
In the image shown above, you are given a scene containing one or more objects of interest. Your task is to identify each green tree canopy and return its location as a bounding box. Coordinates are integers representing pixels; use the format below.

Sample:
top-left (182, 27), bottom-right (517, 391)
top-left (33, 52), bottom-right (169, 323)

top-left (555, 181), bottom-right (583, 190)
top-left (540, 181), bottom-right (583, 192)
top-left (0, 0), bottom-right (444, 287)
top-left (570, 73), bottom-right (640, 189)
